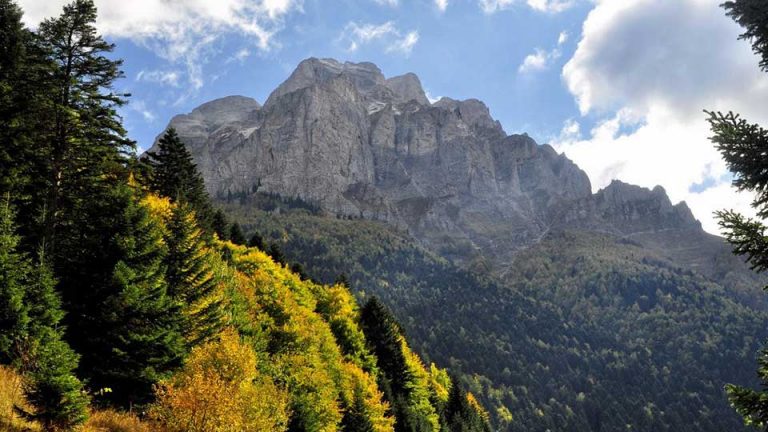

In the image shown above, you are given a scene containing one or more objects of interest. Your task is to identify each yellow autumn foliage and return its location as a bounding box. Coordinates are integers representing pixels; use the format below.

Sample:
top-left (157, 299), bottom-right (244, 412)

top-left (151, 328), bottom-right (290, 432)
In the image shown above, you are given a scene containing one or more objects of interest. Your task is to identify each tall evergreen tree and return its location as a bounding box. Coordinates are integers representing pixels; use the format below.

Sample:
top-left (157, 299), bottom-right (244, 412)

top-left (0, 197), bottom-right (30, 363)
top-left (229, 222), bottom-right (247, 245)
top-left (0, 198), bottom-right (88, 430)
top-left (166, 203), bottom-right (223, 349)
top-left (87, 187), bottom-right (185, 407)
top-left (248, 231), bottom-right (265, 249)
top-left (212, 208), bottom-right (229, 240)
top-left (341, 387), bottom-right (376, 432)
top-left (709, 1), bottom-right (768, 428)
top-left (443, 379), bottom-right (491, 432)
top-left (145, 128), bottom-right (213, 229)
top-left (35, 0), bottom-right (131, 254)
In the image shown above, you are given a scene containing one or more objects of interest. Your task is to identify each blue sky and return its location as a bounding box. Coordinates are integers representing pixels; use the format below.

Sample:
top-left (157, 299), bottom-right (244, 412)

top-left (19, 0), bottom-right (768, 234)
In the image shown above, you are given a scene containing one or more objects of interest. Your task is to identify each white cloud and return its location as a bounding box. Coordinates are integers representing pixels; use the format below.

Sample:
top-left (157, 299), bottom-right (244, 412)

top-left (19, 0), bottom-right (302, 91)
top-left (340, 21), bottom-right (419, 56)
top-left (519, 48), bottom-right (560, 73)
top-left (129, 99), bottom-right (156, 122)
top-left (480, 0), bottom-right (576, 14)
top-left (555, 0), bottom-right (768, 234)
top-left (518, 31), bottom-right (567, 74)
top-left (373, 0), bottom-right (399, 7)
top-left (227, 48), bottom-right (252, 63)
top-left (435, 0), bottom-right (449, 12)
top-left (136, 70), bottom-right (181, 87)
top-left (387, 31), bottom-right (419, 55)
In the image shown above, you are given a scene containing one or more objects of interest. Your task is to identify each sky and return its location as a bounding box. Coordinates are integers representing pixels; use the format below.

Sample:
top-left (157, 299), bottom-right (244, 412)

top-left (18, 0), bottom-right (768, 234)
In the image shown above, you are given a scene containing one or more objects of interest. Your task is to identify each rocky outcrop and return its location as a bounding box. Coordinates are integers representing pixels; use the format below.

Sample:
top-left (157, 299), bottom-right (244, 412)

top-left (151, 58), bottom-right (746, 279)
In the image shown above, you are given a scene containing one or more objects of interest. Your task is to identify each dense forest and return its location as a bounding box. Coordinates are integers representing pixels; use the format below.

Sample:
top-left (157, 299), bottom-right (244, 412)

top-left (0, 1), bottom-right (491, 431)
top-left (221, 201), bottom-right (768, 431)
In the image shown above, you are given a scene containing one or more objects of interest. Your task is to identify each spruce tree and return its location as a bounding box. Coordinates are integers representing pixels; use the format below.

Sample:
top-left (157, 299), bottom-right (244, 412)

top-left (229, 222), bottom-right (247, 245)
top-left (89, 188), bottom-right (185, 406)
top-left (709, 1), bottom-right (768, 427)
top-left (35, 0), bottom-right (131, 254)
top-left (341, 387), bottom-right (376, 432)
top-left (443, 378), bottom-right (491, 432)
top-left (248, 232), bottom-right (265, 249)
top-left (0, 198), bottom-right (88, 430)
top-left (212, 209), bottom-right (229, 240)
top-left (145, 128), bottom-right (213, 229)
top-left (0, 196), bottom-right (30, 363)
top-left (166, 203), bottom-right (223, 349)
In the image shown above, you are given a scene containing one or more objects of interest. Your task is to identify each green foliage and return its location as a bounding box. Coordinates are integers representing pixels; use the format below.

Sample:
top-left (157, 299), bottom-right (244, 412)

top-left (226, 204), bottom-right (768, 431)
top-left (0, 198), bottom-right (29, 363)
top-left (722, 0), bottom-right (768, 72)
top-left (165, 203), bottom-right (224, 348)
top-left (212, 209), bottom-right (229, 240)
top-left (708, 3), bottom-right (768, 428)
top-left (229, 222), bottom-right (247, 245)
top-left (0, 198), bottom-right (88, 430)
top-left (35, 0), bottom-right (131, 254)
top-left (89, 186), bottom-right (184, 407)
top-left (443, 379), bottom-right (491, 432)
top-left (145, 128), bottom-right (213, 230)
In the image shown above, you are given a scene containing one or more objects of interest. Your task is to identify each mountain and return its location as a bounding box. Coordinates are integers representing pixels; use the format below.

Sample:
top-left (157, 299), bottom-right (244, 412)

top-left (151, 58), bottom-right (762, 297)
top-left (152, 57), bottom-right (768, 431)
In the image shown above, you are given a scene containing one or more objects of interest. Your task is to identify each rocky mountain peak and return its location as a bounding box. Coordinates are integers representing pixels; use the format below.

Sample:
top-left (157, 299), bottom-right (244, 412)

top-left (264, 58), bottom-right (385, 107)
top-left (153, 57), bottom-right (709, 273)
top-left (384, 72), bottom-right (430, 105)
top-left (595, 180), bottom-right (700, 233)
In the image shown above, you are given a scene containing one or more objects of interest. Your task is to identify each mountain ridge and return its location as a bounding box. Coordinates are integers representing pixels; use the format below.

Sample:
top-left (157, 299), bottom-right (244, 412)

top-left (149, 57), bottom-right (748, 291)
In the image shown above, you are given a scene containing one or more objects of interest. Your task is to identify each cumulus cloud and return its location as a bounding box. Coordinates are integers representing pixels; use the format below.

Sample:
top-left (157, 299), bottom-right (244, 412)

top-left (555, 0), bottom-right (768, 234)
top-left (480, 0), bottom-right (576, 14)
top-left (435, 0), bottom-right (449, 12)
top-left (340, 21), bottom-right (419, 56)
top-left (19, 0), bottom-right (302, 90)
top-left (518, 30), bottom-right (568, 74)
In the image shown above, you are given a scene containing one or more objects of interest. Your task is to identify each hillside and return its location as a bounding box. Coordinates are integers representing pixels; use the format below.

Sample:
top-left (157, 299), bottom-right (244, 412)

top-left (220, 200), bottom-right (768, 431)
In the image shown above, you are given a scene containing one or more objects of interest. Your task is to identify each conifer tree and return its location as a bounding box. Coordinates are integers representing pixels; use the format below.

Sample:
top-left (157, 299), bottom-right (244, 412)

top-left (229, 222), bottom-right (247, 245)
top-left (86, 186), bottom-right (185, 407)
top-left (0, 198), bottom-right (88, 430)
top-left (212, 209), bottom-right (229, 240)
top-left (0, 196), bottom-right (28, 363)
top-left (35, 0), bottom-right (131, 254)
top-left (0, 0), bottom-right (32, 197)
top-left (443, 379), bottom-right (491, 432)
top-left (145, 128), bottom-right (213, 229)
top-left (709, 1), bottom-right (768, 427)
top-left (248, 232), bottom-right (265, 249)
top-left (341, 387), bottom-right (376, 432)
top-left (166, 203), bottom-right (223, 349)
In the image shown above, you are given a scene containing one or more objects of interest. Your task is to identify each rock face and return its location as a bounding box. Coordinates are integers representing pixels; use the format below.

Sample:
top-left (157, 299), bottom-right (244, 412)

top-left (150, 57), bottom-right (745, 279)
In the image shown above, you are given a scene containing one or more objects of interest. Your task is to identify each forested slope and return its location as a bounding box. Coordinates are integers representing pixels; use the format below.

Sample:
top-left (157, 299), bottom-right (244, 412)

top-left (226, 201), bottom-right (768, 431)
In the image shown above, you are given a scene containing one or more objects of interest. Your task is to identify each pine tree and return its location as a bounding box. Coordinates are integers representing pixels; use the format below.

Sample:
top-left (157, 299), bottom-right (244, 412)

top-left (35, 0), bottom-right (132, 255)
top-left (268, 243), bottom-right (287, 265)
top-left (443, 378), bottom-right (491, 432)
top-left (709, 1), bottom-right (768, 427)
top-left (229, 222), bottom-right (247, 245)
top-left (166, 203), bottom-right (223, 349)
top-left (341, 387), bottom-right (376, 432)
top-left (212, 209), bottom-right (229, 240)
top-left (0, 197), bottom-right (88, 430)
top-left (0, 0), bottom-right (31, 196)
top-left (86, 186), bottom-right (185, 407)
top-left (248, 232), bottom-right (265, 249)
top-left (0, 196), bottom-right (30, 363)
top-left (145, 128), bottom-right (213, 229)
